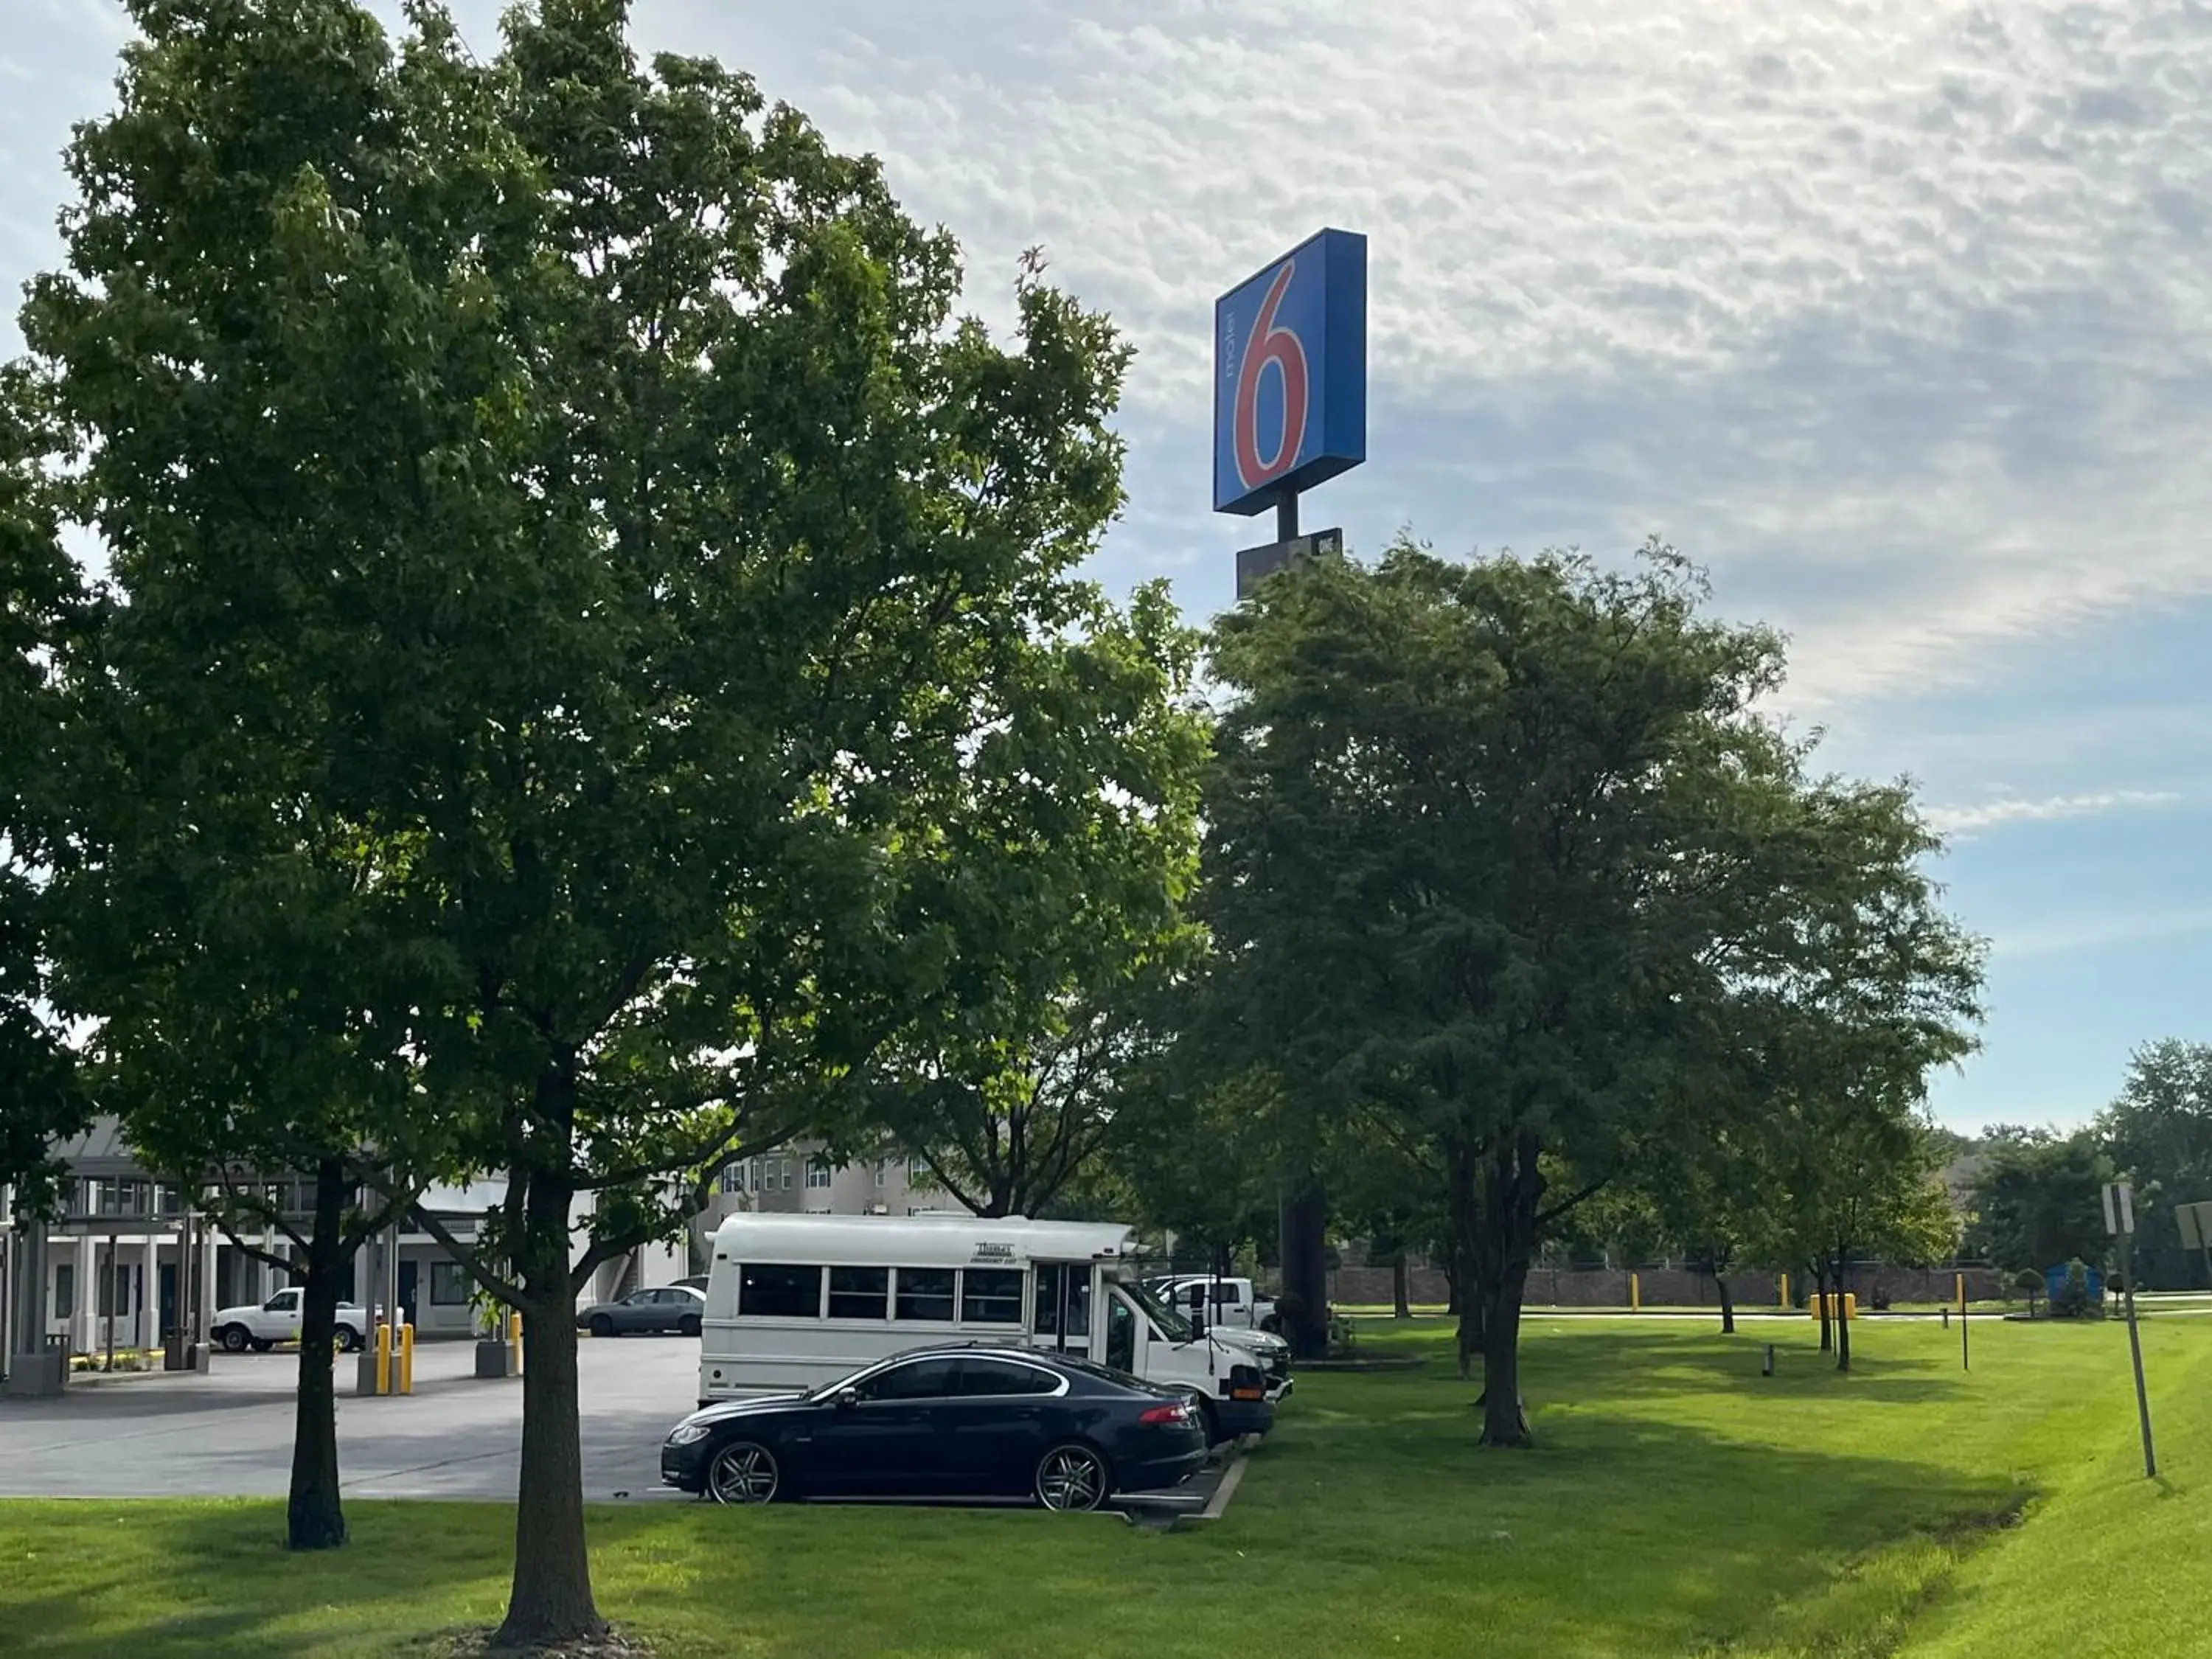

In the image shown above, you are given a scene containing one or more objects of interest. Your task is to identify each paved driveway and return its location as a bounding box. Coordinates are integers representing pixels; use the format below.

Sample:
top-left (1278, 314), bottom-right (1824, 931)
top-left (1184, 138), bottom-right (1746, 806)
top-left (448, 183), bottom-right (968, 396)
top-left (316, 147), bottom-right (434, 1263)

top-left (0, 1335), bottom-right (699, 1500)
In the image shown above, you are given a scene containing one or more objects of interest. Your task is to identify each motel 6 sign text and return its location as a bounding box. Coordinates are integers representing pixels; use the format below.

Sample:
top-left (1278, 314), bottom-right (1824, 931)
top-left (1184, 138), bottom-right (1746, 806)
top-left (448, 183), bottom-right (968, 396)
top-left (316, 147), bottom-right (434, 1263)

top-left (1212, 228), bottom-right (1368, 517)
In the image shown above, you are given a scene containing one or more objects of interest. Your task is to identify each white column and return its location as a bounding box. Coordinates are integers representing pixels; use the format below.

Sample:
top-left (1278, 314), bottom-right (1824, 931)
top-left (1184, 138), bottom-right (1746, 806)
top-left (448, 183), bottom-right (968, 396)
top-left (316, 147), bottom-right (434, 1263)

top-left (75, 1235), bottom-right (97, 1352)
top-left (139, 1234), bottom-right (159, 1349)
top-left (197, 1233), bottom-right (218, 1346)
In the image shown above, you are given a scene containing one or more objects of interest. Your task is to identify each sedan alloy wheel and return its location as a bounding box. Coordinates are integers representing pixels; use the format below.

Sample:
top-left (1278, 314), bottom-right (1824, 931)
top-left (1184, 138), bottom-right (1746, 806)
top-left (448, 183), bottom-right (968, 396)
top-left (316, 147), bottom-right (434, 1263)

top-left (1035, 1444), bottom-right (1109, 1512)
top-left (706, 1441), bottom-right (779, 1506)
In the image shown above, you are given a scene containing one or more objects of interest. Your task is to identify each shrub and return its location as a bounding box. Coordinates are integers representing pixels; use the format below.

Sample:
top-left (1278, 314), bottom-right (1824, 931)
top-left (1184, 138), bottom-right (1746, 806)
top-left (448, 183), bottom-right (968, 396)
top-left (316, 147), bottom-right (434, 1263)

top-left (2049, 1258), bottom-right (2101, 1320)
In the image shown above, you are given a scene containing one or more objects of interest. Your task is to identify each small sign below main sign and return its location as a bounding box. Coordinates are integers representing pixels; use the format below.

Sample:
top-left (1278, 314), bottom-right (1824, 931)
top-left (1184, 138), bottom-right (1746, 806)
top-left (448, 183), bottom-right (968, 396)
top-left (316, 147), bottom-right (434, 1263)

top-left (1214, 229), bottom-right (1367, 517)
top-left (1236, 527), bottom-right (1343, 599)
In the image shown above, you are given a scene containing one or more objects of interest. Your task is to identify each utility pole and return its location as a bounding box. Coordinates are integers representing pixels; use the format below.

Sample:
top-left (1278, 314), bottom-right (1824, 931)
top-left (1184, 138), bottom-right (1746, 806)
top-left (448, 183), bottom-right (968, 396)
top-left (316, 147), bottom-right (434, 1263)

top-left (2105, 1180), bottom-right (2156, 1479)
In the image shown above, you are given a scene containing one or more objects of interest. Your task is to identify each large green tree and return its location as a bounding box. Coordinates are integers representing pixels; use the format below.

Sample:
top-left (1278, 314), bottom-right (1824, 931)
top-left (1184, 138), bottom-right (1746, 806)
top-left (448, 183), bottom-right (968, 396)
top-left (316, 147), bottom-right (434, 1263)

top-left (1200, 540), bottom-right (1980, 1442)
top-left (2098, 1041), bottom-right (2212, 1254)
top-left (28, 0), bottom-right (1161, 1641)
top-left (0, 372), bottom-right (89, 1218)
top-left (1963, 1126), bottom-right (2112, 1276)
top-left (857, 581), bottom-right (1208, 1217)
top-left (26, 0), bottom-right (529, 1552)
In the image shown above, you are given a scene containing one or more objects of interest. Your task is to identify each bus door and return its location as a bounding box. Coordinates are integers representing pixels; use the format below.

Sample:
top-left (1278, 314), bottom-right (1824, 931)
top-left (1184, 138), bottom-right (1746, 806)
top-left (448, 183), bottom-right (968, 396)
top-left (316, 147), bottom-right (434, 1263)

top-left (1032, 1262), bottom-right (1096, 1360)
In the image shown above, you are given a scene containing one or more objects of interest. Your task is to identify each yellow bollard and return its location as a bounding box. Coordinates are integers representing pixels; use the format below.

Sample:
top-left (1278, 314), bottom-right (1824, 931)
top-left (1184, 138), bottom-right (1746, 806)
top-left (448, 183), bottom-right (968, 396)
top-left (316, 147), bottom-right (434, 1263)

top-left (1956, 1273), bottom-right (1966, 1311)
top-left (1779, 1272), bottom-right (1789, 1308)
top-left (509, 1310), bottom-right (524, 1377)
top-left (399, 1322), bottom-right (414, 1396)
top-left (1630, 1271), bottom-right (1641, 1313)
top-left (375, 1321), bottom-right (392, 1396)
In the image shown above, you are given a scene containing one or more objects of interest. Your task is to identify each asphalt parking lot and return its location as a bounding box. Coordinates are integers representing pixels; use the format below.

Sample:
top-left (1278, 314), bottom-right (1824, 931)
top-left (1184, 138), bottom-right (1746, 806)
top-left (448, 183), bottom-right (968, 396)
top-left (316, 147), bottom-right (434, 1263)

top-left (0, 1335), bottom-right (696, 1500)
top-left (0, 1338), bottom-right (1241, 1517)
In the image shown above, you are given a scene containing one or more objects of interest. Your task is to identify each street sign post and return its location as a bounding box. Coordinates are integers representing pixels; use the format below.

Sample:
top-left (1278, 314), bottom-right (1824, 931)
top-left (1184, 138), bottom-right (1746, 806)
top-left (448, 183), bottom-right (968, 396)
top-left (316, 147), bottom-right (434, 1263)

top-left (1215, 228), bottom-right (1366, 568)
top-left (2104, 1180), bottom-right (2157, 1478)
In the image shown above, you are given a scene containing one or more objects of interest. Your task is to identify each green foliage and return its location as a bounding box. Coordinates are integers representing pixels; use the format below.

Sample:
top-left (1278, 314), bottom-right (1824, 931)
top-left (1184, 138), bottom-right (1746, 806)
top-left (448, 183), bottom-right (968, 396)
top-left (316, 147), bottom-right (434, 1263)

top-left (1964, 1127), bottom-right (2112, 1273)
top-left (22, 0), bottom-right (1162, 1634)
top-left (2096, 1040), bottom-right (2212, 1251)
top-left (1196, 538), bottom-right (1980, 1433)
top-left (0, 372), bottom-right (89, 1217)
top-left (853, 587), bottom-right (1210, 1217)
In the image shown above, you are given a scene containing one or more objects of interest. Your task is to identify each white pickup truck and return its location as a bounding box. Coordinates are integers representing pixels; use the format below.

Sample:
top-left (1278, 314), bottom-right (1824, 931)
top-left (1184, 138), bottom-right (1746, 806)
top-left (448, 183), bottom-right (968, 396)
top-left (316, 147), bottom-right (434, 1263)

top-left (211, 1286), bottom-right (372, 1353)
top-left (1147, 1274), bottom-right (1280, 1333)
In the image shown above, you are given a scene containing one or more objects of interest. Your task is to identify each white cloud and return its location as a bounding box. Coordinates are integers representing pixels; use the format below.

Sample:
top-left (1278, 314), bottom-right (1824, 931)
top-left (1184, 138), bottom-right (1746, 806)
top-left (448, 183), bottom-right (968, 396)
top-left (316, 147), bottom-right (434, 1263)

top-left (628, 0), bottom-right (2212, 703)
top-left (14, 0), bottom-right (2212, 706)
top-left (1925, 788), bottom-right (2181, 836)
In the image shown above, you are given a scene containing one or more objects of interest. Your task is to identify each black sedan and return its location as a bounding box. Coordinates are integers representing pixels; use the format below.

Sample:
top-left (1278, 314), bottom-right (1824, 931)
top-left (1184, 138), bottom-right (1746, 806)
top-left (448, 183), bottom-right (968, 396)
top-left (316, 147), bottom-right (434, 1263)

top-left (660, 1344), bottom-right (1208, 1511)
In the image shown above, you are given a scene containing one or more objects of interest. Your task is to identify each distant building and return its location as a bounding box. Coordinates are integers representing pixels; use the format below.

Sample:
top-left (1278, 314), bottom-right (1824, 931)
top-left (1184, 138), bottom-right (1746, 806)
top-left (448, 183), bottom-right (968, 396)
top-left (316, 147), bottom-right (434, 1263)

top-left (685, 1144), bottom-right (970, 1260)
top-left (0, 1117), bottom-right (686, 1371)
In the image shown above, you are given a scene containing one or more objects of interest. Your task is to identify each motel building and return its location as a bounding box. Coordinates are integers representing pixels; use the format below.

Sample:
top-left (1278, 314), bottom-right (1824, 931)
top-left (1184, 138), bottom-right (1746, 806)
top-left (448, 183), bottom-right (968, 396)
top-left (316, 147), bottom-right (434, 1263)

top-left (0, 1118), bottom-right (686, 1391)
top-left (1, 1120), bottom-right (964, 1392)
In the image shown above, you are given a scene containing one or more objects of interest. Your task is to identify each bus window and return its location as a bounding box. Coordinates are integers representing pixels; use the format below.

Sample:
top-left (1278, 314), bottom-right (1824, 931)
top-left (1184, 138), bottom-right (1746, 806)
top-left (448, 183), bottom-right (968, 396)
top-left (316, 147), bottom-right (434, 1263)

top-left (1032, 1266), bottom-right (1091, 1342)
top-left (894, 1267), bottom-right (956, 1321)
top-left (960, 1268), bottom-right (1023, 1324)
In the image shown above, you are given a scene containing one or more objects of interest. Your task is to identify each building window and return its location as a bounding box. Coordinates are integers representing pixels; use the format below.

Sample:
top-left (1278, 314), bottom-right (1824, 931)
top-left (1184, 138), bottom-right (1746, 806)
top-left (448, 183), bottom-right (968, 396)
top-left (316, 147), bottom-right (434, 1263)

top-left (54, 1263), bottom-right (75, 1321)
top-left (894, 1267), bottom-right (956, 1322)
top-left (827, 1267), bottom-right (888, 1320)
top-left (430, 1262), bottom-right (470, 1306)
top-left (874, 1162), bottom-right (887, 1187)
top-left (961, 1268), bottom-right (1023, 1325)
top-left (738, 1264), bottom-right (821, 1319)
top-left (806, 1162), bottom-right (832, 1190)
top-left (780, 1162), bottom-right (793, 1191)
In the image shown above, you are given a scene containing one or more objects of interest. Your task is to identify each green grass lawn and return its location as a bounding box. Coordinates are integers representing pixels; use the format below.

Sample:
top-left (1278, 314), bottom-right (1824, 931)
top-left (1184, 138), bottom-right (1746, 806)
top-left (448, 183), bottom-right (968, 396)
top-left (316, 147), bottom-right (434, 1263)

top-left (4, 1314), bottom-right (2207, 1658)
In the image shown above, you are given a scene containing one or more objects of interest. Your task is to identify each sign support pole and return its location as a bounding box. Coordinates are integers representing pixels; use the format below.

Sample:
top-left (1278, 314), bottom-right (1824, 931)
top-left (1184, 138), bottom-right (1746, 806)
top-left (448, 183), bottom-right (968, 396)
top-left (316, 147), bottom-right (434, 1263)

top-left (2105, 1180), bottom-right (2156, 1478)
top-left (1276, 493), bottom-right (1299, 543)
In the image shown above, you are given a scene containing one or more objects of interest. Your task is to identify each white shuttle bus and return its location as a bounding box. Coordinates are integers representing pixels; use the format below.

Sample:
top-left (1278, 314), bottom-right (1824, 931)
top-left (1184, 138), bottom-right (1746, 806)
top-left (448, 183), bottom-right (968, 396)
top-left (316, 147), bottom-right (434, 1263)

top-left (698, 1212), bottom-right (1292, 1440)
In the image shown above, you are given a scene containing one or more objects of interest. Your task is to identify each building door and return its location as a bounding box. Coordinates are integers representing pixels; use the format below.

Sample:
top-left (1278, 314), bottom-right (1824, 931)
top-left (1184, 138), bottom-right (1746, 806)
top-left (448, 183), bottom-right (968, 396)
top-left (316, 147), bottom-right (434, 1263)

top-left (398, 1262), bottom-right (419, 1329)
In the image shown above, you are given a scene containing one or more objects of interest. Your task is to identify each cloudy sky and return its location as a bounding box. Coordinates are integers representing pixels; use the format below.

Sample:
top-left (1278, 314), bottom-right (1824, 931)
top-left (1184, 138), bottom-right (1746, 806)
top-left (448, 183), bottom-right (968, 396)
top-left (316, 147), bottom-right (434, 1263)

top-left (7, 1), bottom-right (2211, 1133)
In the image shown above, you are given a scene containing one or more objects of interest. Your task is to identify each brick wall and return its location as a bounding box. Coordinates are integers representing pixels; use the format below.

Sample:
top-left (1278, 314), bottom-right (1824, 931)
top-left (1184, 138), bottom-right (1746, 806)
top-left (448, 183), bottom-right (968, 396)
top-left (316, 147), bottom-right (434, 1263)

top-left (1325, 1263), bottom-right (2007, 1308)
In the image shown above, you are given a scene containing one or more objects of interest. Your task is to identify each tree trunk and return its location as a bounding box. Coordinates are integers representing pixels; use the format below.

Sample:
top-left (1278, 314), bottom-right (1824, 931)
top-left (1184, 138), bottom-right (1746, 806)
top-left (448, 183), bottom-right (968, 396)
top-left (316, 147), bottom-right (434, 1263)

top-left (1478, 1259), bottom-right (1533, 1445)
top-left (287, 1155), bottom-right (349, 1552)
top-left (1815, 1264), bottom-right (1832, 1353)
top-left (1392, 1252), bottom-right (1411, 1319)
top-left (1444, 1255), bottom-right (1462, 1319)
top-left (1834, 1258), bottom-right (1852, 1373)
top-left (1277, 1180), bottom-right (1329, 1362)
top-left (494, 1074), bottom-right (606, 1650)
top-left (1716, 1270), bottom-right (1736, 1337)
top-left (1467, 1132), bottom-right (1542, 1445)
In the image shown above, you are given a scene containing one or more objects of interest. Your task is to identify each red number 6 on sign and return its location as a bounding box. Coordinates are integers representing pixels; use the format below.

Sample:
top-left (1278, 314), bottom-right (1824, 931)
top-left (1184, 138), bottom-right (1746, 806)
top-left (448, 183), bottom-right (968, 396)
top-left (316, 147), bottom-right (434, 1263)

top-left (1232, 260), bottom-right (1310, 492)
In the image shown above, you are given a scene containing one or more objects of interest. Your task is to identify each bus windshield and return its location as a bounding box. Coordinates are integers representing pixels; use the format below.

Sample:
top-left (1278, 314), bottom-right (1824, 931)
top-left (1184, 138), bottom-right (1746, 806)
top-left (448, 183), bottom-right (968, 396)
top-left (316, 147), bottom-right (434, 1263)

top-left (1117, 1277), bottom-right (1194, 1343)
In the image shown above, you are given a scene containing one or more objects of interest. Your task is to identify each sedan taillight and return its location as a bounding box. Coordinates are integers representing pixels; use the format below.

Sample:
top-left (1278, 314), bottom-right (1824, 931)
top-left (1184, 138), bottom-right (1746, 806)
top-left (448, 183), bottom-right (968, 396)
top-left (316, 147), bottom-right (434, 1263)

top-left (1138, 1401), bottom-right (1193, 1426)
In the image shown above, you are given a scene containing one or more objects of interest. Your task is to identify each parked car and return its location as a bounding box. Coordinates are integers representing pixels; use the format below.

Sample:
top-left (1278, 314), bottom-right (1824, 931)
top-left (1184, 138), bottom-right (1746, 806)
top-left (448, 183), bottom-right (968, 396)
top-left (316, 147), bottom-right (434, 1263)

top-left (579, 1284), bottom-right (706, 1338)
top-left (1146, 1274), bottom-right (1280, 1333)
top-left (211, 1287), bottom-right (370, 1353)
top-left (673, 1273), bottom-right (709, 1290)
top-left (660, 1343), bottom-right (1211, 1509)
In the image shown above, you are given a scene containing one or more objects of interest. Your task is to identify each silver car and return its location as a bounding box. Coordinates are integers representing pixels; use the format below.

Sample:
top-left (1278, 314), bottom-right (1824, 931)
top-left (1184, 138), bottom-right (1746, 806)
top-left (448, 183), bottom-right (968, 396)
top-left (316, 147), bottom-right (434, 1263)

top-left (578, 1284), bottom-right (706, 1338)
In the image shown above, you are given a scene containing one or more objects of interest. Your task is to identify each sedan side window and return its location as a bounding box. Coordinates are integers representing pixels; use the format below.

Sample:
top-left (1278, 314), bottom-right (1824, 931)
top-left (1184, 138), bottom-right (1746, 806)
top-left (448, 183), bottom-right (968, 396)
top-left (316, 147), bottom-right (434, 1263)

top-left (856, 1357), bottom-right (959, 1402)
top-left (954, 1357), bottom-right (1059, 1397)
